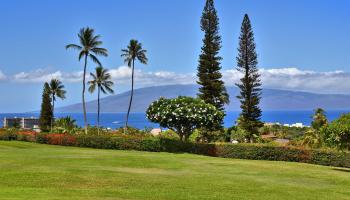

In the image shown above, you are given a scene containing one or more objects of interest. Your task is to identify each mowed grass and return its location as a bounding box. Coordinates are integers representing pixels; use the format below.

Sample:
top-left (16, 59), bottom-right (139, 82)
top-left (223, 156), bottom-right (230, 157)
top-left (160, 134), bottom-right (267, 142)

top-left (0, 141), bottom-right (349, 200)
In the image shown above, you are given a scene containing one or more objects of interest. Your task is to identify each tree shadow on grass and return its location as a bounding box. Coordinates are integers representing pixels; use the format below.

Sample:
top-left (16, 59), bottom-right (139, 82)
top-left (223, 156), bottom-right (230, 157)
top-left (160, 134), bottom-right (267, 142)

top-left (332, 168), bottom-right (350, 173)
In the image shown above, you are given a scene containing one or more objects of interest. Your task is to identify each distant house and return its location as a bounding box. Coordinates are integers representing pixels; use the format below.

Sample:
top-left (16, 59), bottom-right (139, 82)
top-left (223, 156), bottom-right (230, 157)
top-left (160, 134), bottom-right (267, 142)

top-left (150, 128), bottom-right (162, 136)
top-left (3, 117), bottom-right (40, 130)
top-left (261, 134), bottom-right (290, 145)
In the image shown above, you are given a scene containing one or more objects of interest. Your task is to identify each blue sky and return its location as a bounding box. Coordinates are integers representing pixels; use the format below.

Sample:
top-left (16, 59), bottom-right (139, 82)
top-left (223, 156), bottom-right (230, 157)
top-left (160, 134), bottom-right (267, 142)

top-left (0, 0), bottom-right (350, 112)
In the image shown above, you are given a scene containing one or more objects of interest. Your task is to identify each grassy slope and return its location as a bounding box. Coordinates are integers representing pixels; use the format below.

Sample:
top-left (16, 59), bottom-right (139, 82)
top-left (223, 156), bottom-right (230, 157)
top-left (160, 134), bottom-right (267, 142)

top-left (0, 141), bottom-right (349, 200)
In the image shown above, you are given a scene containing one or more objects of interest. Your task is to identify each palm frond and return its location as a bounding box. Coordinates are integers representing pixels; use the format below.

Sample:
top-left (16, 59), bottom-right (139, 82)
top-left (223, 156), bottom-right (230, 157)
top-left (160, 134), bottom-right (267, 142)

top-left (91, 47), bottom-right (108, 57)
top-left (102, 84), bottom-right (114, 94)
top-left (121, 49), bottom-right (129, 54)
top-left (88, 66), bottom-right (114, 95)
top-left (48, 78), bottom-right (66, 101)
top-left (65, 44), bottom-right (82, 50)
top-left (90, 72), bottom-right (97, 80)
top-left (100, 86), bottom-right (107, 94)
top-left (89, 54), bottom-right (102, 66)
top-left (88, 82), bottom-right (96, 93)
top-left (56, 90), bottom-right (66, 99)
top-left (78, 51), bottom-right (86, 61)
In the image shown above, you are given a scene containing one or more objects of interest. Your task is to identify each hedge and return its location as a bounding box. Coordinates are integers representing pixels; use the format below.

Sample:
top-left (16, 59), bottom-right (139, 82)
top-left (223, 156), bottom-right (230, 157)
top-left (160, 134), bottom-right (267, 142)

top-left (215, 144), bottom-right (350, 168)
top-left (0, 130), bottom-right (349, 168)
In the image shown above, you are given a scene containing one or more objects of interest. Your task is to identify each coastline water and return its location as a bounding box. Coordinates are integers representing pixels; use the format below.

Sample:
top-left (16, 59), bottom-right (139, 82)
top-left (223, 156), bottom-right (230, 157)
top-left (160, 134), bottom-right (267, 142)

top-left (0, 110), bottom-right (349, 129)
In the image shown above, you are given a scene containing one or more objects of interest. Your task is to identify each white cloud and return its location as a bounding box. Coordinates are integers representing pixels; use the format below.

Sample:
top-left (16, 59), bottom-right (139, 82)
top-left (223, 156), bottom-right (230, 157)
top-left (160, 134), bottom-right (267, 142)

top-left (10, 66), bottom-right (195, 86)
top-left (0, 70), bottom-right (6, 81)
top-left (7, 66), bottom-right (350, 94)
top-left (108, 66), bottom-right (195, 85)
top-left (13, 69), bottom-right (83, 83)
top-left (223, 67), bottom-right (350, 94)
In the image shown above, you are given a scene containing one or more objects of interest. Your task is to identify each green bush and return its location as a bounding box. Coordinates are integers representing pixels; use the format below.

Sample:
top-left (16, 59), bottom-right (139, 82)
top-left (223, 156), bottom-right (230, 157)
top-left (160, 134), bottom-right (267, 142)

top-left (0, 129), bottom-right (18, 141)
top-left (215, 144), bottom-right (350, 168)
top-left (310, 150), bottom-right (350, 167)
top-left (74, 134), bottom-right (160, 152)
top-left (1, 130), bottom-right (349, 168)
top-left (216, 144), bottom-right (310, 162)
top-left (159, 129), bottom-right (179, 140)
top-left (321, 113), bottom-right (350, 150)
top-left (36, 133), bottom-right (49, 144)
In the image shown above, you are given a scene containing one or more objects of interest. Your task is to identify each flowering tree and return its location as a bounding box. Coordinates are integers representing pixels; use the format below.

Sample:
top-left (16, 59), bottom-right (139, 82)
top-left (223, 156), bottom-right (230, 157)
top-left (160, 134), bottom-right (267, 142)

top-left (146, 96), bottom-right (224, 141)
top-left (321, 113), bottom-right (350, 150)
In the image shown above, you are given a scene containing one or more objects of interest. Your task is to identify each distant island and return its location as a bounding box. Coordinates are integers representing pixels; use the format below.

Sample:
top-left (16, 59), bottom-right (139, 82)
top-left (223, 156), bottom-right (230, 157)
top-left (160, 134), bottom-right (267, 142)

top-left (56, 84), bottom-right (350, 113)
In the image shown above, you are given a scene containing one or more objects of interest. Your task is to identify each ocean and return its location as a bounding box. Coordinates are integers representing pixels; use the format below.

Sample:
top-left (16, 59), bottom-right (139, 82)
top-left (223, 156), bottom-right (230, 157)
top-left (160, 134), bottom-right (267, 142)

top-left (0, 111), bottom-right (349, 129)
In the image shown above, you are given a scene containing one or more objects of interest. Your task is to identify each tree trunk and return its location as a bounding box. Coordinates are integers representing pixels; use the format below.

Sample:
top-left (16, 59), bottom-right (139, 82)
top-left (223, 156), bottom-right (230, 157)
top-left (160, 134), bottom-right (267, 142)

top-left (179, 130), bottom-right (188, 142)
top-left (97, 86), bottom-right (100, 135)
top-left (179, 134), bottom-right (184, 142)
top-left (124, 59), bottom-right (135, 133)
top-left (51, 95), bottom-right (55, 132)
top-left (82, 54), bottom-right (88, 134)
top-left (184, 134), bottom-right (190, 142)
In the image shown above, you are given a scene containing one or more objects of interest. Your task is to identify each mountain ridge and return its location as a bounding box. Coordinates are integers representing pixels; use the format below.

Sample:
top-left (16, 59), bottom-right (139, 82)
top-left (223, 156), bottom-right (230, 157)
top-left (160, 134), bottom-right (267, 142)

top-left (56, 84), bottom-right (350, 113)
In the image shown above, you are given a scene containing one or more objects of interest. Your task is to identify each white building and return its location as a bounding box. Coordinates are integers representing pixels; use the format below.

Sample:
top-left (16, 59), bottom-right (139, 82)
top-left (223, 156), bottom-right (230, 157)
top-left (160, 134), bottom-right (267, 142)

top-left (3, 117), bottom-right (40, 130)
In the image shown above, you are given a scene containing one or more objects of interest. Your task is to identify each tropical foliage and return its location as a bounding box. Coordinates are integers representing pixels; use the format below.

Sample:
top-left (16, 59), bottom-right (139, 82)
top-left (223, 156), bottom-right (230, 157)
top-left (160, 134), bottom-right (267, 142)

top-left (146, 96), bottom-right (224, 141)
top-left (321, 113), bottom-right (350, 150)
top-left (66, 27), bottom-right (108, 134)
top-left (53, 117), bottom-right (78, 134)
top-left (88, 66), bottom-right (114, 134)
top-left (301, 108), bottom-right (328, 148)
top-left (311, 108), bottom-right (328, 130)
top-left (121, 39), bottom-right (147, 131)
top-left (47, 78), bottom-right (66, 131)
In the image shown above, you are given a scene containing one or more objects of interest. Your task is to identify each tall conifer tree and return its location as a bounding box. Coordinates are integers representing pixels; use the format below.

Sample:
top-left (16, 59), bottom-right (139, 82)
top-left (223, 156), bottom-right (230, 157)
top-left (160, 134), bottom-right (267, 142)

top-left (197, 0), bottom-right (229, 116)
top-left (39, 82), bottom-right (53, 132)
top-left (236, 14), bottom-right (262, 141)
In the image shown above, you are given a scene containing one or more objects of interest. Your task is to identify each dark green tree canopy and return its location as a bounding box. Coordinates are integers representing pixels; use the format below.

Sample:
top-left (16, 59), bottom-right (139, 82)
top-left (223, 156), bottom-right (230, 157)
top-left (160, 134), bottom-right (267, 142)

top-left (39, 82), bottom-right (53, 132)
top-left (197, 0), bottom-right (229, 114)
top-left (236, 14), bottom-right (262, 140)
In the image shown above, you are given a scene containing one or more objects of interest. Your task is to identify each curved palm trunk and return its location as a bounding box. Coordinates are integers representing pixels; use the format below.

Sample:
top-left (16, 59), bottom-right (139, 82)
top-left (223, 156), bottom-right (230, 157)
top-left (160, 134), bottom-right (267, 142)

top-left (51, 95), bottom-right (55, 132)
top-left (82, 55), bottom-right (88, 134)
top-left (124, 59), bottom-right (135, 133)
top-left (97, 86), bottom-right (100, 135)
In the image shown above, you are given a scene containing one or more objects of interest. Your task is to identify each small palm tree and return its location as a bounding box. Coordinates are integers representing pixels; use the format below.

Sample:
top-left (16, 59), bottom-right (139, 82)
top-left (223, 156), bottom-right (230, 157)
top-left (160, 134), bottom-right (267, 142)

top-left (66, 27), bottom-right (108, 134)
top-left (54, 116), bottom-right (78, 134)
top-left (121, 39), bottom-right (148, 132)
top-left (88, 66), bottom-right (114, 134)
top-left (48, 79), bottom-right (66, 131)
top-left (312, 108), bottom-right (328, 130)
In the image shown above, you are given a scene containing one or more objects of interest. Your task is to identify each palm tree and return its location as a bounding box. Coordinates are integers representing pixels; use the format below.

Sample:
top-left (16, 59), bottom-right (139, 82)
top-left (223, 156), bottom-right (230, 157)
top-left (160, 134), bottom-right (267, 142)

top-left (88, 66), bottom-right (114, 134)
top-left (54, 116), bottom-right (78, 134)
top-left (48, 79), bottom-right (66, 131)
top-left (121, 39), bottom-right (148, 132)
top-left (66, 27), bottom-right (108, 134)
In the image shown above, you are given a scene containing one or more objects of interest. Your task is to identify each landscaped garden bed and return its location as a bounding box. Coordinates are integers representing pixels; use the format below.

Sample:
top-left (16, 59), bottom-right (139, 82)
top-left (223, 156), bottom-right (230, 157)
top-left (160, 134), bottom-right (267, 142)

top-left (1, 129), bottom-right (349, 168)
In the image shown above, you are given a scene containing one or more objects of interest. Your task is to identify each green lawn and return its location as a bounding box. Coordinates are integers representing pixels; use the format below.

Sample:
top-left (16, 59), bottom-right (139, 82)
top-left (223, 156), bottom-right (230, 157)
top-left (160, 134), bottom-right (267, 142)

top-left (0, 141), bottom-right (349, 200)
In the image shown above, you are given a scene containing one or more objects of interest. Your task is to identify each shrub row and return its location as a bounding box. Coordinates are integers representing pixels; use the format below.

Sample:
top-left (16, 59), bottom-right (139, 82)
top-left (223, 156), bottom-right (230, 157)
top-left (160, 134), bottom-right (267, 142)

top-left (0, 130), bottom-right (349, 168)
top-left (215, 144), bottom-right (350, 168)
